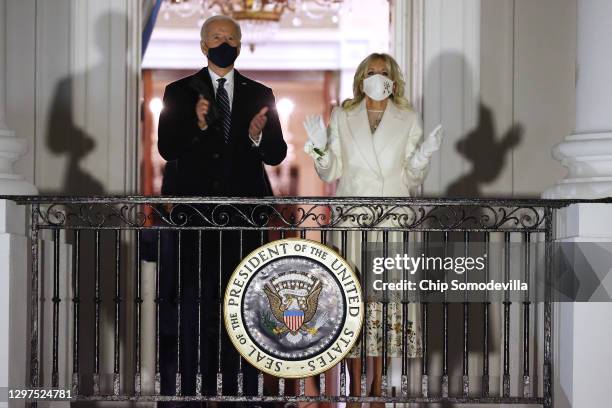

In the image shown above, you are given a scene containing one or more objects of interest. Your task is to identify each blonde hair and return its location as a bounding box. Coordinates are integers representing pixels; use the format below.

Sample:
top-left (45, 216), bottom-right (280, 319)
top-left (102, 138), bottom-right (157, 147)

top-left (342, 53), bottom-right (412, 111)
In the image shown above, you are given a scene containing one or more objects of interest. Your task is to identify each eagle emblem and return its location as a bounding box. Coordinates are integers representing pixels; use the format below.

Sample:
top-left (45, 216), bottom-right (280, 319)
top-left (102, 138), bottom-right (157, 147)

top-left (263, 271), bottom-right (323, 339)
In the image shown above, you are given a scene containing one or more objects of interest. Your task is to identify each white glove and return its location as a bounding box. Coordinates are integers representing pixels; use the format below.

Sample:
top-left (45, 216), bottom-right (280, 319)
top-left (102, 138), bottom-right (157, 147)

top-left (422, 124), bottom-right (444, 156)
top-left (303, 115), bottom-right (328, 150)
top-left (410, 124), bottom-right (444, 170)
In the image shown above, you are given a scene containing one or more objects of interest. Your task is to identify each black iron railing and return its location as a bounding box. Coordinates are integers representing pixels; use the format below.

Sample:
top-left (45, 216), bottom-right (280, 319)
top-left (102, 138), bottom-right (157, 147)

top-left (6, 195), bottom-right (577, 407)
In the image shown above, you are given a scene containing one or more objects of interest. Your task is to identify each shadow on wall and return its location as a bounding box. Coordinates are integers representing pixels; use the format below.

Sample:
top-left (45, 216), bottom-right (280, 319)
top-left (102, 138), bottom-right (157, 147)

top-left (42, 11), bottom-right (137, 404)
top-left (421, 53), bottom-right (527, 405)
top-left (424, 52), bottom-right (523, 198)
top-left (446, 103), bottom-right (522, 197)
top-left (45, 12), bottom-right (123, 196)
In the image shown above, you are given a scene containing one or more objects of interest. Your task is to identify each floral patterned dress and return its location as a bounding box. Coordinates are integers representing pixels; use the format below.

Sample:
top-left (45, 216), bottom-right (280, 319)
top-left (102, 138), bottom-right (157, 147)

top-left (347, 301), bottom-right (422, 358)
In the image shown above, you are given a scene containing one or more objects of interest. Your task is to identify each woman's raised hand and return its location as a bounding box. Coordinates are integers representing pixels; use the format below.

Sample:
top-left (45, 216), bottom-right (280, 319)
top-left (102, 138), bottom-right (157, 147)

top-left (303, 115), bottom-right (328, 149)
top-left (409, 124), bottom-right (444, 170)
top-left (422, 124), bottom-right (444, 156)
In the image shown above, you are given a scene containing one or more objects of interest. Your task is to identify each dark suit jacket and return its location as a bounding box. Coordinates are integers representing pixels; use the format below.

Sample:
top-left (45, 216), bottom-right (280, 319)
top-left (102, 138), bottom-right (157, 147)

top-left (157, 69), bottom-right (282, 397)
top-left (158, 67), bottom-right (287, 196)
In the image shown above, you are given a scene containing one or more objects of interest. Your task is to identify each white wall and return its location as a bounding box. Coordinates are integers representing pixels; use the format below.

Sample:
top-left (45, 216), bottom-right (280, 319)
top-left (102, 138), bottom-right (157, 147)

top-left (423, 0), bottom-right (576, 198)
top-left (4, 0), bottom-right (142, 399)
top-left (417, 1), bottom-right (577, 404)
top-left (6, 0), bottom-right (141, 195)
top-left (421, 0), bottom-right (481, 197)
top-left (485, 0), bottom-right (576, 197)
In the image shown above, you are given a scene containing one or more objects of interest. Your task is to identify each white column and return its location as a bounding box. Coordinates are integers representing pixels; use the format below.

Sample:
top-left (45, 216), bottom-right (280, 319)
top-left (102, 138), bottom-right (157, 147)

top-left (390, 0), bottom-right (411, 84)
top-left (0, 200), bottom-right (29, 408)
top-left (0, 2), bottom-right (37, 406)
top-left (0, 0), bottom-right (36, 195)
top-left (545, 4), bottom-right (612, 407)
top-left (548, 2), bottom-right (612, 395)
top-left (390, 0), bottom-right (424, 114)
top-left (554, 204), bottom-right (612, 408)
top-left (544, 0), bottom-right (612, 199)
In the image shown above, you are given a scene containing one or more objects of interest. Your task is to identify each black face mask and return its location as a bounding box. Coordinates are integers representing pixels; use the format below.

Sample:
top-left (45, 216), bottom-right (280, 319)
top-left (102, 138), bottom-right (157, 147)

top-left (207, 42), bottom-right (238, 68)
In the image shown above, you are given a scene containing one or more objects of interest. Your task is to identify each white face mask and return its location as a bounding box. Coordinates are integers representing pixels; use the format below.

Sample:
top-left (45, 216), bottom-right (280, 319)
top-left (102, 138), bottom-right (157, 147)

top-left (362, 74), bottom-right (394, 101)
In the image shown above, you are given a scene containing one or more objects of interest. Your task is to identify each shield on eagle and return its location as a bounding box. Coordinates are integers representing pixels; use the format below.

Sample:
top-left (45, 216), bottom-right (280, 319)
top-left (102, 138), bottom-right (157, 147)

top-left (263, 271), bottom-right (323, 336)
top-left (283, 309), bottom-right (305, 333)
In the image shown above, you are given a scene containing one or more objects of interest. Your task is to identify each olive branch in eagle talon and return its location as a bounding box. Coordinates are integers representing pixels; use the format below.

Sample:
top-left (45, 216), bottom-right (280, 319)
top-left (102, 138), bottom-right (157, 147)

top-left (260, 311), bottom-right (283, 336)
top-left (263, 279), bottom-right (323, 336)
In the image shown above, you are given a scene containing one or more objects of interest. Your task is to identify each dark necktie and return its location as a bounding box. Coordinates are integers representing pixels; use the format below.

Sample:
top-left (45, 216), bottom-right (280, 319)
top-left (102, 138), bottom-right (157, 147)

top-left (216, 78), bottom-right (231, 144)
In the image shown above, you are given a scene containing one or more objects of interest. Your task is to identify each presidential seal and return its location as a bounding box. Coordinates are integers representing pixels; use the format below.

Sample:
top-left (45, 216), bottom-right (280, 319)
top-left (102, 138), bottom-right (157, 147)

top-left (224, 238), bottom-right (364, 378)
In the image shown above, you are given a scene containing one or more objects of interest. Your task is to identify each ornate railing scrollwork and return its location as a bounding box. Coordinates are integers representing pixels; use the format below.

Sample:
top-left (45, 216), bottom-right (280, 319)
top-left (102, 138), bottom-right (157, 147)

top-left (27, 198), bottom-right (552, 232)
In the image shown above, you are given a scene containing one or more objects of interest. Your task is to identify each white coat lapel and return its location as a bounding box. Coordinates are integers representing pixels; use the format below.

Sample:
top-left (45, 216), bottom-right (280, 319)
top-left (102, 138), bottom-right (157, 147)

top-left (343, 100), bottom-right (382, 176)
top-left (372, 101), bottom-right (404, 155)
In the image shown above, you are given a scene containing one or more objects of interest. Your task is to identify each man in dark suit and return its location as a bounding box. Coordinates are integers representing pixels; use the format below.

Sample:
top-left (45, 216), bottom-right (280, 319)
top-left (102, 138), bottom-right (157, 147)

top-left (157, 15), bottom-right (287, 407)
top-left (158, 20), bottom-right (286, 196)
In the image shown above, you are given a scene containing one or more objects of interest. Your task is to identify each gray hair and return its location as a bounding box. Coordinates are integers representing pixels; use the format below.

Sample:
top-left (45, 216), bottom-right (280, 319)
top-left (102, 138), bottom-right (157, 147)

top-left (200, 15), bottom-right (242, 41)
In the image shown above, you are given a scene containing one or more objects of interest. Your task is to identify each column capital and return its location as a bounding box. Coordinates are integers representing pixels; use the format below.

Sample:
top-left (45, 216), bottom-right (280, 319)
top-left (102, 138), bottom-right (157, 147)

top-left (545, 0), bottom-right (612, 199)
top-left (0, 130), bottom-right (37, 195)
top-left (543, 132), bottom-right (612, 199)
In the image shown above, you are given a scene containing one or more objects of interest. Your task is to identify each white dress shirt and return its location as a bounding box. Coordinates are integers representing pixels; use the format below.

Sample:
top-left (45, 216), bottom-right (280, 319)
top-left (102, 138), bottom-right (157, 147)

top-left (209, 68), bottom-right (235, 109)
top-left (207, 68), bottom-right (261, 146)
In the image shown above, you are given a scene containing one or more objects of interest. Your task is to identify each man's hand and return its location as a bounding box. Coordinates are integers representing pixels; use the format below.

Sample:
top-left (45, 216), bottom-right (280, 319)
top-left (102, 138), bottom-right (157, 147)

top-left (249, 107), bottom-right (269, 139)
top-left (195, 95), bottom-right (210, 129)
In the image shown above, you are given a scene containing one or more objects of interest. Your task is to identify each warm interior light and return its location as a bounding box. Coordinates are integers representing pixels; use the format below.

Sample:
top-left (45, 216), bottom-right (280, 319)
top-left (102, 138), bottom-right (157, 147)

top-left (276, 98), bottom-right (295, 118)
top-left (149, 97), bottom-right (164, 116)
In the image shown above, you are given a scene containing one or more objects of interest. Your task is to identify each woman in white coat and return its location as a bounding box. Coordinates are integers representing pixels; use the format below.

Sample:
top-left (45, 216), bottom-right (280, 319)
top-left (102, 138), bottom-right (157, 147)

top-left (304, 53), bottom-right (443, 405)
